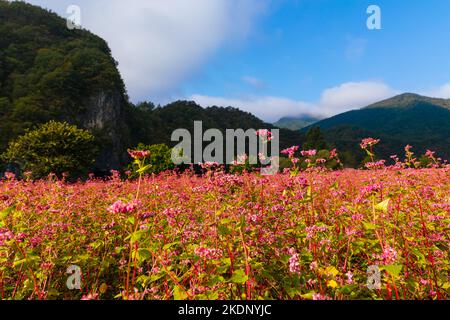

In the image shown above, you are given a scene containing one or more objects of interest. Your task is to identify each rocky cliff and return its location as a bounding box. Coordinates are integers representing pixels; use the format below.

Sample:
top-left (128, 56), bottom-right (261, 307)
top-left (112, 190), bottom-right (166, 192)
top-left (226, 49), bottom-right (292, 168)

top-left (0, 1), bottom-right (129, 171)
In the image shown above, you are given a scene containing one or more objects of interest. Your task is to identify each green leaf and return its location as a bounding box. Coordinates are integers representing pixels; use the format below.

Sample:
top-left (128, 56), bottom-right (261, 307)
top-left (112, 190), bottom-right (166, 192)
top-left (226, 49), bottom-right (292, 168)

top-left (220, 218), bottom-right (232, 225)
top-left (127, 216), bottom-right (135, 225)
top-left (218, 225), bottom-right (231, 236)
top-left (138, 248), bottom-right (152, 261)
top-left (375, 199), bottom-right (390, 212)
top-left (163, 242), bottom-right (179, 250)
top-left (136, 164), bottom-right (152, 174)
top-left (13, 258), bottom-right (27, 267)
top-left (0, 206), bottom-right (14, 220)
top-left (173, 285), bottom-right (188, 300)
top-left (229, 270), bottom-right (248, 284)
top-left (381, 264), bottom-right (403, 277)
top-left (207, 275), bottom-right (225, 287)
top-left (307, 186), bottom-right (312, 198)
top-left (130, 230), bottom-right (145, 242)
top-left (300, 292), bottom-right (314, 300)
top-left (363, 222), bottom-right (378, 230)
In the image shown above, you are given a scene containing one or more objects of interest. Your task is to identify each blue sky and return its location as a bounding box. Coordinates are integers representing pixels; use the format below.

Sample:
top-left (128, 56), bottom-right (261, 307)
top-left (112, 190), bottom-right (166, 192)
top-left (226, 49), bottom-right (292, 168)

top-left (23, 0), bottom-right (450, 121)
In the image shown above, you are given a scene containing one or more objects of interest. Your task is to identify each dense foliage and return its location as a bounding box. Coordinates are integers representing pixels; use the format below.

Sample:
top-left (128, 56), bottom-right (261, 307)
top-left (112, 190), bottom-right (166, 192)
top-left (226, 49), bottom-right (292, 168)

top-left (125, 100), bottom-right (304, 152)
top-left (2, 121), bottom-right (97, 179)
top-left (0, 163), bottom-right (448, 300)
top-left (128, 144), bottom-right (175, 177)
top-left (0, 1), bottom-right (127, 156)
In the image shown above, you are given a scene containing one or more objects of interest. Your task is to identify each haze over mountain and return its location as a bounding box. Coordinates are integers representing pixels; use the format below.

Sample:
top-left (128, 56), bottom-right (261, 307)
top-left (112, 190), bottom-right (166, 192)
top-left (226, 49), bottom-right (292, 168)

top-left (274, 115), bottom-right (322, 131)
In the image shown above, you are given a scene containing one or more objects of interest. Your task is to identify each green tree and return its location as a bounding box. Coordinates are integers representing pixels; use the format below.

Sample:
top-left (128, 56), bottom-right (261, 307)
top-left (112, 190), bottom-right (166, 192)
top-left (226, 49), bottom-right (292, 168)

top-left (128, 143), bottom-right (175, 177)
top-left (2, 121), bottom-right (97, 179)
top-left (302, 126), bottom-right (329, 151)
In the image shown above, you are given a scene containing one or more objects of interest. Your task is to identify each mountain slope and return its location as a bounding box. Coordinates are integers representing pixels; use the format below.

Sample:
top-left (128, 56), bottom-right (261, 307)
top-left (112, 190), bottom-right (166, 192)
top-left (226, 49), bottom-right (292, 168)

top-left (0, 1), bottom-right (129, 171)
top-left (304, 93), bottom-right (450, 165)
top-left (274, 115), bottom-right (321, 130)
top-left (125, 100), bottom-right (305, 151)
top-left (0, 2), bottom-right (305, 174)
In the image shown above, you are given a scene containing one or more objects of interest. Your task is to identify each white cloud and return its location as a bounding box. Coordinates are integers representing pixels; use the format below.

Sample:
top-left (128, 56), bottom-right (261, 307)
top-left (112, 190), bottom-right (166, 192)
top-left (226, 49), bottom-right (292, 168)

top-left (191, 81), bottom-right (398, 122)
top-left (190, 94), bottom-right (315, 122)
top-left (422, 84), bottom-right (450, 99)
top-left (318, 81), bottom-right (398, 115)
top-left (242, 76), bottom-right (266, 89)
top-left (23, 0), bottom-right (268, 101)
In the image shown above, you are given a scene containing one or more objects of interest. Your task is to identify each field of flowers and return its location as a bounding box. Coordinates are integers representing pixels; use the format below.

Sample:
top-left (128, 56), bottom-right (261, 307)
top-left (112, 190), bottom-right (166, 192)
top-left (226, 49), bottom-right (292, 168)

top-left (0, 159), bottom-right (449, 300)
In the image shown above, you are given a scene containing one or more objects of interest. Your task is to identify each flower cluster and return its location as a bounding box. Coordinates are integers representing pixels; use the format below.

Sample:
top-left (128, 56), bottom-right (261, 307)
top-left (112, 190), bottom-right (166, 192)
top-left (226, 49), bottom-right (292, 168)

top-left (288, 248), bottom-right (301, 274)
top-left (360, 138), bottom-right (380, 149)
top-left (301, 149), bottom-right (317, 157)
top-left (256, 129), bottom-right (273, 141)
top-left (194, 247), bottom-right (223, 260)
top-left (0, 158), bottom-right (448, 300)
top-left (281, 146), bottom-right (299, 159)
top-left (107, 199), bottom-right (141, 214)
top-left (128, 149), bottom-right (151, 159)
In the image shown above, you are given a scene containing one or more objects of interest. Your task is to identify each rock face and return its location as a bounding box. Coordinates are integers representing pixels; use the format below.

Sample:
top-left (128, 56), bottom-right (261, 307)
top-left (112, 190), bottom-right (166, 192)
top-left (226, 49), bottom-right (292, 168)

top-left (81, 90), bottom-right (128, 171)
top-left (0, 1), bottom-right (131, 173)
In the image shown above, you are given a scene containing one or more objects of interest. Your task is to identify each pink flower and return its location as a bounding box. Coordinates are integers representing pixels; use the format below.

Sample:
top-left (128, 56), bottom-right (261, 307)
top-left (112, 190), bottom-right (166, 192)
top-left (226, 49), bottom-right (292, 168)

top-left (128, 149), bottom-right (151, 159)
top-left (360, 138), bottom-right (380, 149)
top-left (288, 248), bottom-right (300, 274)
top-left (301, 150), bottom-right (317, 157)
top-left (194, 246), bottom-right (223, 259)
top-left (362, 183), bottom-right (382, 194)
top-left (281, 146), bottom-right (299, 159)
top-left (313, 293), bottom-right (332, 300)
top-left (365, 160), bottom-right (386, 170)
top-left (0, 228), bottom-right (14, 246)
top-left (381, 246), bottom-right (398, 264)
top-left (81, 293), bottom-right (99, 300)
top-left (345, 271), bottom-right (354, 284)
top-left (329, 149), bottom-right (338, 159)
top-left (310, 261), bottom-right (318, 271)
top-left (108, 200), bottom-right (141, 214)
top-left (4, 172), bottom-right (15, 180)
top-left (425, 150), bottom-right (435, 158)
top-left (316, 158), bottom-right (326, 164)
top-left (200, 162), bottom-right (220, 169)
top-left (40, 262), bottom-right (54, 270)
top-left (256, 129), bottom-right (273, 141)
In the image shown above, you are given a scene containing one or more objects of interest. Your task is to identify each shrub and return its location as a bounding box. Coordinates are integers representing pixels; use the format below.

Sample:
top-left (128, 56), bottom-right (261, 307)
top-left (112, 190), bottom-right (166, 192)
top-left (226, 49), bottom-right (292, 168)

top-left (2, 121), bottom-right (97, 179)
top-left (127, 143), bottom-right (175, 177)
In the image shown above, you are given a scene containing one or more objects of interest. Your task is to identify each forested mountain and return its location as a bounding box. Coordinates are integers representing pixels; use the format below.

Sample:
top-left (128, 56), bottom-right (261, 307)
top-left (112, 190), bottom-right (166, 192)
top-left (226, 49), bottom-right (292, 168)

top-left (0, 0), bottom-right (129, 170)
top-left (304, 93), bottom-right (450, 166)
top-left (0, 1), bottom-right (304, 173)
top-left (125, 100), bottom-right (304, 151)
top-left (274, 115), bottom-right (321, 130)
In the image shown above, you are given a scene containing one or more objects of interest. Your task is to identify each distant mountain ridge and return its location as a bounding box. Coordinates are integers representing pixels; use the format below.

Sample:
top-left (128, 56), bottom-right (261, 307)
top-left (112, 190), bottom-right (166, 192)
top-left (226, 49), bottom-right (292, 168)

top-left (365, 93), bottom-right (450, 110)
top-left (274, 115), bottom-right (321, 130)
top-left (303, 93), bottom-right (450, 166)
top-left (126, 100), bottom-right (305, 151)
